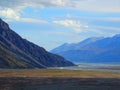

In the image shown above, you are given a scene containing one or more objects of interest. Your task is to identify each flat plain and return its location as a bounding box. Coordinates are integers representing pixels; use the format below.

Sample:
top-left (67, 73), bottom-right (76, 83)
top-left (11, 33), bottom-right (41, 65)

top-left (0, 69), bottom-right (120, 90)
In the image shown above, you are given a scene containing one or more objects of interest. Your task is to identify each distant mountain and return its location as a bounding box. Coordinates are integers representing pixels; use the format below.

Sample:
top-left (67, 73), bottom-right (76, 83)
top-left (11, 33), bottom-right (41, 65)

top-left (51, 37), bottom-right (104, 53)
top-left (0, 19), bottom-right (74, 68)
top-left (51, 35), bottom-right (120, 62)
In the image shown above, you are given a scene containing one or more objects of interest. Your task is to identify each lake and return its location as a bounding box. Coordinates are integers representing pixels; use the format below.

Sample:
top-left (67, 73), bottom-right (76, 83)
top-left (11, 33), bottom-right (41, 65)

top-left (49, 63), bottom-right (120, 73)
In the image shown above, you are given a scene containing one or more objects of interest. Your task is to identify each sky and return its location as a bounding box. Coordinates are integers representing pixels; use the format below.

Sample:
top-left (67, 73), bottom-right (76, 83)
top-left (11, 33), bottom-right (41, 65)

top-left (0, 0), bottom-right (120, 50)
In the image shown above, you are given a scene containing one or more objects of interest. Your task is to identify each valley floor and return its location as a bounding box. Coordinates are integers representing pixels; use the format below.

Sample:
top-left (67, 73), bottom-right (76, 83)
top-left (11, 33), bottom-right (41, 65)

top-left (0, 69), bottom-right (120, 90)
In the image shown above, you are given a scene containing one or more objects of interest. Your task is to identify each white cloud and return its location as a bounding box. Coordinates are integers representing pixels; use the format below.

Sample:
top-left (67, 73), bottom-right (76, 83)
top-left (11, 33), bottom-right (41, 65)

top-left (70, 0), bottom-right (120, 13)
top-left (0, 0), bottom-right (120, 13)
top-left (19, 18), bottom-right (47, 23)
top-left (0, 8), bottom-right (20, 20)
top-left (0, 0), bottom-right (120, 23)
top-left (90, 17), bottom-right (120, 22)
top-left (53, 20), bottom-right (82, 33)
top-left (75, 17), bottom-right (120, 22)
top-left (0, 0), bottom-right (66, 10)
top-left (94, 26), bottom-right (120, 31)
top-left (0, 7), bottom-right (47, 23)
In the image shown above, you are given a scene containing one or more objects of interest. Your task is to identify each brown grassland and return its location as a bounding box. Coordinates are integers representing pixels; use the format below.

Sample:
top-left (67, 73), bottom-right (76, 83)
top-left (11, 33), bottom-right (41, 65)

top-left (0, 69), bottom-right (120, 90)
top-left (0, 69), bottom-right (120, 78)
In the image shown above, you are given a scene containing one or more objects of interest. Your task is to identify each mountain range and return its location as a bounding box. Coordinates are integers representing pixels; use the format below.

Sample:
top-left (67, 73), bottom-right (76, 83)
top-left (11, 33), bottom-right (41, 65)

top-left (0, 19), bottom-right (74, 69)
top-left (51, 35), bottom-right (120, 62)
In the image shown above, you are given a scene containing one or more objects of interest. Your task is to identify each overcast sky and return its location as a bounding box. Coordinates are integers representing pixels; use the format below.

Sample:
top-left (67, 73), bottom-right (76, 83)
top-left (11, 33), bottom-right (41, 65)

top-left (0, 0), bottom-right (120, 50)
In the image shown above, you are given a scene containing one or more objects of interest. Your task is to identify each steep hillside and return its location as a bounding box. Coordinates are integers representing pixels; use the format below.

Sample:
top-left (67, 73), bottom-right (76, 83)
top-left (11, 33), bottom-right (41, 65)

top-left (0, 19), bottom-right (74, 68)
top-left (0, 44), bottom-right (28, 68)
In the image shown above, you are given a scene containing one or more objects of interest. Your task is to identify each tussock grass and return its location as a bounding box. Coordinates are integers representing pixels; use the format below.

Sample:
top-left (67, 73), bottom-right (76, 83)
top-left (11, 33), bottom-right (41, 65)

top-left (0, 69), bottom-right (120, 78)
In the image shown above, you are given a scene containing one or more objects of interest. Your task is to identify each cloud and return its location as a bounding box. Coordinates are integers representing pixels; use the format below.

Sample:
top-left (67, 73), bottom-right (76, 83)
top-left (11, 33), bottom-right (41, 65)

top-left (0, 7), bottom-right (48, 23)
top-left (0, 0), bottom-right (66, 10)
top-left (0, 8), bottom-right (47, 23)
top-left (70, 0), bottom-right (120, 13)
top-left (84, 17), bottom-right (120, 22)
top-left (0, 8), bottom-right (20, 20)
top-left (0, 0), bottom-right (120, 12)
top-left (0, 0), bottom-right (120, 23)
top-left (19, 18), bottom-right (47, 23)
top-left (94, 26), bottom-right (120, 31)
top-left (53, 20), bottom-right (82, 33)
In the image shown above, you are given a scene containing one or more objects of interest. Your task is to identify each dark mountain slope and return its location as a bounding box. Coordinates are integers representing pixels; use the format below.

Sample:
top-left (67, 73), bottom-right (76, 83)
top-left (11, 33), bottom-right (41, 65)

top-left (0, 19), bottom-right (74, 68)
top-left (0, 44), bottom-right (28, 68)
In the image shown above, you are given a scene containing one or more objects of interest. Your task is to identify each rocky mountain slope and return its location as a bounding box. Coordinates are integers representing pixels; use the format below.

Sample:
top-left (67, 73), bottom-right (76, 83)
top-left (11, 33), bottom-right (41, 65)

top-left (0, 19), bottom-right (74, 68)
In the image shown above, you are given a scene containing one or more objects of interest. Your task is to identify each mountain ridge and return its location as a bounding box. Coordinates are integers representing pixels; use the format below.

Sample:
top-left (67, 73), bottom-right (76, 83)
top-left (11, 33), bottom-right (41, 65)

top-left (0, 19), bottom-right (74, 68)
top-left (51, 35), bottom-right (120, 62)
top-left (51, 37), bottom-right (104, 53)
